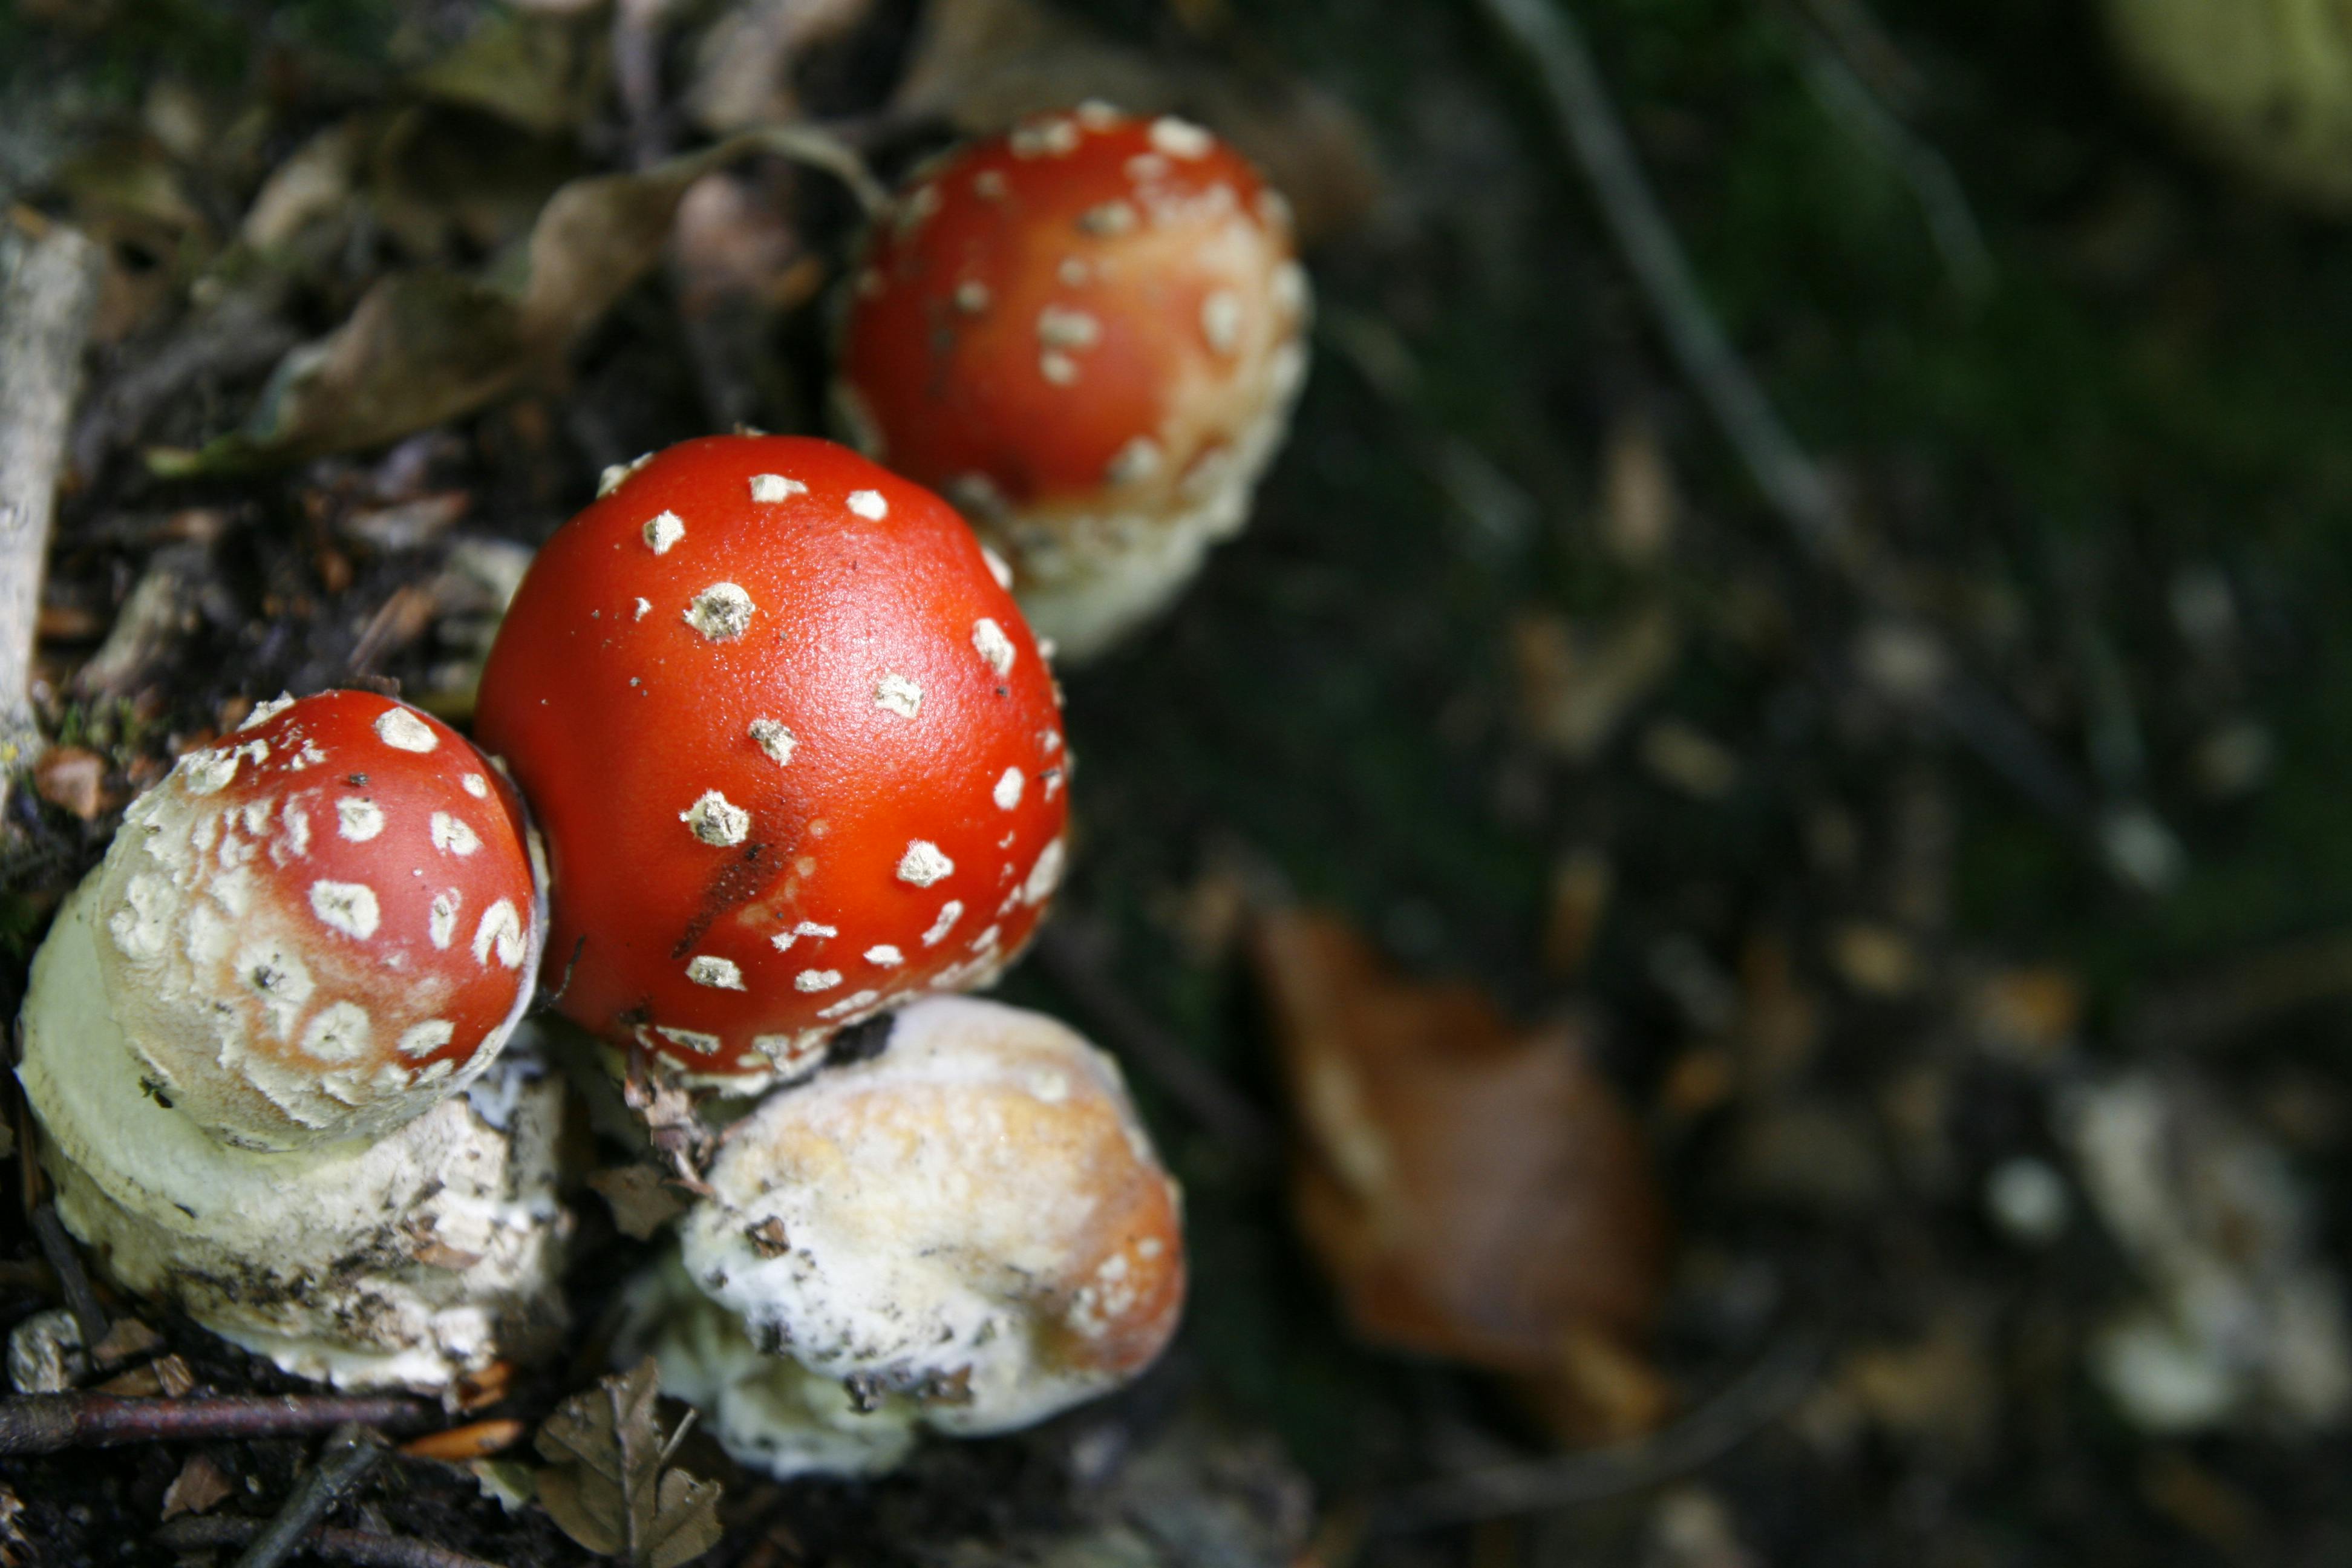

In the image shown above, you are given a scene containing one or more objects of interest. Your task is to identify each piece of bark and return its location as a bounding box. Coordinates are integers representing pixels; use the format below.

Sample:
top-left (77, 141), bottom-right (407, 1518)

top-left (0, 211), bottom-right (103, 812)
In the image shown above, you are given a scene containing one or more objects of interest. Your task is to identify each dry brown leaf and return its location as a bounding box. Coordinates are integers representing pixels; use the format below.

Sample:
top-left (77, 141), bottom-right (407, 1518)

top-left (1250, 908), bottom-right (1670, 1437)
top-left (154, 128), bottom-right (852, 474)
top-left (159, 1453), bottom-right (234, 1521)
top-left (408, 7), bottom-right (610, 138)
top-left (1511, 603), bottom-right (1681, 762)
top-left (31, 746), bottom-right (106, 821)
top-left (587, 1164), bottom-right (692, 1241)
top-left (535, 1358), bottom-right (723, 1568)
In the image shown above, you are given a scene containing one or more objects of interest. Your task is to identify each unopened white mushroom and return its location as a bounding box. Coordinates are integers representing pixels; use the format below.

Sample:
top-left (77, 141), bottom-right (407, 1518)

top-left (621, 996), bottom-right (1184, 1476)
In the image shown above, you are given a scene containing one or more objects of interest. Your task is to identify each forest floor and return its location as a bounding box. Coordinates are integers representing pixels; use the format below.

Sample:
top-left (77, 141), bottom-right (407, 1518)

top-left (4, 0), bottom-right (2352, 1564)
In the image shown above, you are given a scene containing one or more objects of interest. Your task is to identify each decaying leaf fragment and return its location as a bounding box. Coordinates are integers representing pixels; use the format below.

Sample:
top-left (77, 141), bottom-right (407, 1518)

top-left (1251, 909), bottom-right (1671, 1440)
top-left (535, 1358), bottom-right (724, 1568)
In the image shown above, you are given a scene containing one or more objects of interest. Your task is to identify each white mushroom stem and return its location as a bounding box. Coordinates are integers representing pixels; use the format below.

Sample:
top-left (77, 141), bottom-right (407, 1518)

top-left (0, 214), bottom-right (101, 808)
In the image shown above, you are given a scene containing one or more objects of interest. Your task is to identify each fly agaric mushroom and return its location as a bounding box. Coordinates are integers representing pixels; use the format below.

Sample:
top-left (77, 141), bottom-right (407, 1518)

top-left (474, 434), bottom-right (1070, 1089)
top-left (16, 690), bottom-right (569, 1390)
top-left (834, 105), bottom-right (1312, 661)
top-left (619, 996), bottom-right (1184, 1477)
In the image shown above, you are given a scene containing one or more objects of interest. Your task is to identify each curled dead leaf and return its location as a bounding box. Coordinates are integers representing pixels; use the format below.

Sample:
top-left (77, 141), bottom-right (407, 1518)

top-left (535, 1359), bottom-right (724, 1568)
top-left (1250, 908), bottom-right (1671, 1439)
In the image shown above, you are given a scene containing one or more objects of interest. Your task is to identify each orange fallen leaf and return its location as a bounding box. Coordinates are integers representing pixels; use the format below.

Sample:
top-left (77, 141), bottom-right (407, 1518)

top-left (1251, 908), bottom-right (1671, 1440)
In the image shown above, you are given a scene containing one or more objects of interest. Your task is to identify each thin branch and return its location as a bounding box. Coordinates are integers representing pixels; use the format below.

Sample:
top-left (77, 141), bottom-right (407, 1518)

top-left (1475, 0), bottom-right (2164, 871)
top-left (1476, 0), bottom-right (1854, 565)
top-left (157, 1517), bottom-right (500, 1568)
top-left (0, 1391), bottom-right (434, 1455)
top-left (234, 1423), bottom-right (388, 1568)
top-left (0, 210), bottom-right (102, 809)
top-left (1794, 30), bottom-right (1990, 296)
top-left (1372, 1333), bottom-right (1824, 1532)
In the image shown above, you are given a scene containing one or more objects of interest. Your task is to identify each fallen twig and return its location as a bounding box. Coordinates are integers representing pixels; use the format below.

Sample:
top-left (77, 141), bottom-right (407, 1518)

top-left (156, 1515), bottom-right (500, 1568)
top-left (235, 1423), bottom-right (387, 1568)
top-left (0, 1391), bottom-right (433, 1455)
top-left (28, 1203), bottom-right (109, 1350)
top-left (1476, 0), bottom-right (1852, 563)
top-left (1371, 1333), bottom-right (1824, 1532)
top-left (0, 209), bottom-right (102, 812)
top-left (1474, 0), bottom-right (2164, 874)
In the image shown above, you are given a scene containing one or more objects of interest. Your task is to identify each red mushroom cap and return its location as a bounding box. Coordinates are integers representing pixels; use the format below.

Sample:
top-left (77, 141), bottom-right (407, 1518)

top-left (91, 690), bottom-right (545, 1149)
top-left (473, 435), bottom-right (1071, 1082)
top-left (833, 106), bottom-right (1310, 658)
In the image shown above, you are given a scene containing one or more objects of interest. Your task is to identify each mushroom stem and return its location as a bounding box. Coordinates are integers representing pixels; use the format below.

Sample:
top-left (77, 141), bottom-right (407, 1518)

top-left (0, 1391), bottom-right (434, 1455)
top-left (0, 212), bottom-right (102, 810)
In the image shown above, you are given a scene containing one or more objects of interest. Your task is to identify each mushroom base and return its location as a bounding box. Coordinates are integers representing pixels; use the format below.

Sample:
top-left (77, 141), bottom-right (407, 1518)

top-left (620, 1253), bottom-right (924, 1480)
top-left (19, 881), bottom-right (573, 1392)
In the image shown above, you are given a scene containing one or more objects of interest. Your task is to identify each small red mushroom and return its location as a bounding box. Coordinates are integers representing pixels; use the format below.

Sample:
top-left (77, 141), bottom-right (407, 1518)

top-left (473, 434), bottom-right (1070, 1084)
top-left (833, 104), bottom-right (1312, 661)
top-left (30, 688), bottom-right (546, 1150)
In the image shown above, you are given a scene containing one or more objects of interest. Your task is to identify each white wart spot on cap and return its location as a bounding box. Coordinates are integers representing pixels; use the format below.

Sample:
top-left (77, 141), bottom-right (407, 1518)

top-left (795, 969), bottom-right (843, 993)
top-left (864, 944), bottom-right (904, 968)
top-left (981, 546), bottom-right (1014, 589)
top-left (750, 473), bottom-right (808, 503)
top-left (972, 618), bottom-right (1016, 676)
top-left (337, 798), bottom-right (385, 842)
top-left (642, 511), bottom-right (685, 554)
top-left (1106, 437), bottom-right (1162, 486)
top-left (898, 840), bottom-right (954, 887)
top-left (241, 693), bottom-right (296, 729)
top-left (374, 708), bottom-right (439, 753)
top-left (310, 881), bottom-right (381, 939)
top-left (682, 791), bottom-right (750, 846)
top-left (181, 749), bottom-right (239, 795)
top-left (994, 768), bottom-right (1025, 810)
top-left (750, 719), bottom-right (796, 765)
top-left (1039, 728), bottom-right (1064, 754)
top-left (399, 1019), bottom-right (455, 1059)
top-left (685, 582), bottom-right (755, 641)
top-left (818, 988), bottom-right (883, 1020)
top-left (1021, 837), bottom-right (1067, 906)
top-left (922, 900), bottom-right (964, 946)
top-left (953, 280), bottom-right (990, 314)
top-left (1125, 152), bottom-right (1172, 185)
top-left (302, 1002), bottom-right (373, 1064)
top-left (1059, 255), bottom-right (1093, 286)
top-left (462, 773), bottom-right (490, 799)
top-left (848, 489), bottom-right (889, 521)
top-left (430, 813), bottom-right (480, 856)
top-left (1036, 306), bottom-right (1101, 350)
top-left (1151, 116), bottom-right (1214, 158)
top-left (598, 451), bottom-right (653, 497)
top-left (1201, 289), bottom-right (1244, 355)
top-left (1040, 351), bottom-right (1079, 386)
top-left (687, 955), bottom-right (746, 990)
top-left (654, 1025), bottom-right (722, 1056)
top-left (1079, 201), bottom-right (1138, 237)
top-left (429, 890), bottom-right (461, 949)
top-left (634, 597), bottom-right (652, 620)
top-left (474, 900), bottom-right (526, 968)
top-left (874, 674), bottom-right (923, 719)
top-left (973, 169), bottom-right (1008, 200)
top-left (1011, 117), bottom-right (1080, 158)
